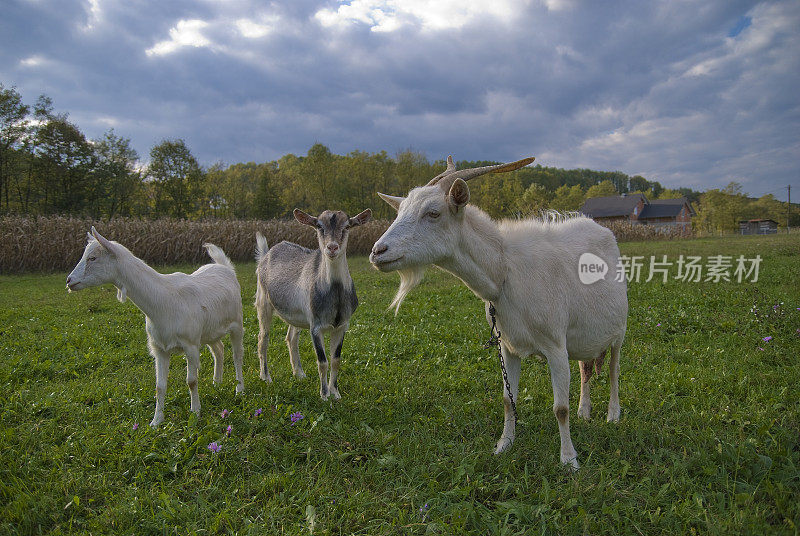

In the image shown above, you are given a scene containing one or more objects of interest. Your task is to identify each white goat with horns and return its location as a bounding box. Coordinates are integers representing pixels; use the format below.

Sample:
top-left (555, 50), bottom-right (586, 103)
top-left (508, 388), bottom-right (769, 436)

top-left (67, 227), bottom-right (245, 426)
top-left (369, 156), bottom-right (628, 469)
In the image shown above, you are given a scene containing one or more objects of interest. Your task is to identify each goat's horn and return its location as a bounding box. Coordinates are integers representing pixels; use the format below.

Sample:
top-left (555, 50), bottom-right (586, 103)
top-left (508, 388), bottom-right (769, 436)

top-left (426, 155), bottom-right (458, 186)
top-left (429, 156), bottom-right (535, 189)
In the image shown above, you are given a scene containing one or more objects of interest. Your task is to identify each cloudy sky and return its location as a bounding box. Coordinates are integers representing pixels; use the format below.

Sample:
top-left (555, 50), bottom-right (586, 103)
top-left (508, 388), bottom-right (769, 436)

top-left (2, 0), bottom-right (798, 197)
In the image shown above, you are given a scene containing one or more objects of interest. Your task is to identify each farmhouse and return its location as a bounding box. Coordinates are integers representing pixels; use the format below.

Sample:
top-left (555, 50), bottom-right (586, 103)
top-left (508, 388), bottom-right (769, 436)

top-left (739, 219), bottom-right (779, 235)
top-left (580, 194), bottom-right (695, 233)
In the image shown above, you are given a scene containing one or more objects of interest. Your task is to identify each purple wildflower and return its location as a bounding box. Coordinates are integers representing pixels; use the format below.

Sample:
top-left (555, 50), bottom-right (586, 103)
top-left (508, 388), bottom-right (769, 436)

top-left (762, 336), bottom-right (773, 342)
top-left (758, 347), bottom-right (764, 351)
top-left (226, 425), bottom-right (232, 437)
top-left (132, 423), bottom-right (139, 431)
top-left (656, 323), bottom-right (662, 327)
top-left (254, 408), bottom-right (263, 417)
top-left (208, 442), bottom-right (221, 453)
top-left (220, 409), bottom-right (230, 419)
top-left (290, 412), bottom-right (304, 424)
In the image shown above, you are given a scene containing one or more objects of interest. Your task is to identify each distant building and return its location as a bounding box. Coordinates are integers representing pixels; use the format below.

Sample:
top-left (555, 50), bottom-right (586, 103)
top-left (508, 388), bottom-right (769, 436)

top-left (580, 194), bottom-right (694, 232)
top-left (739, 219), bottom-right (779, 235)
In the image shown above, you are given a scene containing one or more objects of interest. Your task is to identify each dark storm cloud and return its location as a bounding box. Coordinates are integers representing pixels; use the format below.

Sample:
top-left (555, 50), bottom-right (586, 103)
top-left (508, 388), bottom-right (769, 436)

top-left (1, 0), bottom-right (797, 197)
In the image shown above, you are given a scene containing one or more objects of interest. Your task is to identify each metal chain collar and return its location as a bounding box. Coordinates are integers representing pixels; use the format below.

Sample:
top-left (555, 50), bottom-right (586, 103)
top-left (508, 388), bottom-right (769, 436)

top-left (484, 302), bottom-right (518, 428)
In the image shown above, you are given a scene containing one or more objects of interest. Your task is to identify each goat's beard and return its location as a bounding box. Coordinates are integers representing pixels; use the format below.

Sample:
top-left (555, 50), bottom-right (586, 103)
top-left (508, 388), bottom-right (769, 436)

top-left (390, 265), bottom-right (426, 315)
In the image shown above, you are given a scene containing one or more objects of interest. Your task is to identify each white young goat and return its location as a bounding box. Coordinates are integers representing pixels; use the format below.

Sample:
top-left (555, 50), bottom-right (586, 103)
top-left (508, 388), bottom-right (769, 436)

top-left (370, 157), bottom-right (628, 469)
top-left (255, 208), bottom-right (372, 400)
top-left (67, 227), bottom-right (245, 426)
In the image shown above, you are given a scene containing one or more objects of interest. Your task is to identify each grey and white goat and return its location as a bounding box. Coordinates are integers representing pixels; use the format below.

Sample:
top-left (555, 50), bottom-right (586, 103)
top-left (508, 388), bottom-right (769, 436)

top-left (67, 227), bottom-right (245, 426)
top-left (370, 157), bottom-right (628, 469)
top-left (255, 208), bottom-right (372, 400)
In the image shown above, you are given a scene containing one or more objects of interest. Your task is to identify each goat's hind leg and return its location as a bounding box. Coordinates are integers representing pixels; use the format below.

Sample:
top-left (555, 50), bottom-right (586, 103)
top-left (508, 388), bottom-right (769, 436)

top-left (607, 342), bottom-right (621, 422)
top-left (286, 326), bottom-right (306, 379)
top-left (230, 324), bottom-right (245, 393)
top-left (208, 341), bottom-right (224, 384)
top-left (256, 299), bottom-right (273, 383)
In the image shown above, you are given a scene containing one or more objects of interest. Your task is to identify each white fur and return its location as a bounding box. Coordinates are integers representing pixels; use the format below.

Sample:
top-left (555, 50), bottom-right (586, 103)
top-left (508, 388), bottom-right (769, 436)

top-left (371, 182), bottom-right (628, 469)
top-left (67, 227), bottom-right (245, 427)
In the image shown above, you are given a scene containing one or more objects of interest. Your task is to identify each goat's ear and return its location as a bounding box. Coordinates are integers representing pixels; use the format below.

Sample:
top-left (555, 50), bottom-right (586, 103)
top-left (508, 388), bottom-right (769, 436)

top-left (447, 178), bottom-right (470, 211)
top-left (349, 209), bottom-right (372, 227)
top-left (91, 226), bottom-right (117, 255)
top-left (377, 192), bottom-right (404, 212)
top-left (293, 208), bottom-right (318, 227)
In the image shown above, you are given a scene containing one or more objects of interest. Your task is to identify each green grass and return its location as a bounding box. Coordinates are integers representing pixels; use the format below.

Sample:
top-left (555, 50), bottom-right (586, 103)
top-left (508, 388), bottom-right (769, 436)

top-left (1, 233), bottom-right (799, 535)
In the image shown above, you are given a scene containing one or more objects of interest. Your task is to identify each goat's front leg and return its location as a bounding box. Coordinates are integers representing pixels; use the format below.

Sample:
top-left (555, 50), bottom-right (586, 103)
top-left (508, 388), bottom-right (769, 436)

top-left (310, 326), bottom-right (329, 401)
top-left (494, 344), bottom-right (521, 455)
top-left (185, 345), bottom-right (201, 417)
top-left (150, 346), bottom-right (170, 427)
top-left (327, 326), bottom-right (347, 400)
top-left (546, 347), bottom-right (579, 469)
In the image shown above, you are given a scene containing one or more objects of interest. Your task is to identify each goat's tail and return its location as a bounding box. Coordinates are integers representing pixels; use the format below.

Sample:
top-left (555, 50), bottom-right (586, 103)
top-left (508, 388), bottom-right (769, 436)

top-left (255, 232), bottom-right (269, 263)
top-left (203, 243), bottom-right (234, 270)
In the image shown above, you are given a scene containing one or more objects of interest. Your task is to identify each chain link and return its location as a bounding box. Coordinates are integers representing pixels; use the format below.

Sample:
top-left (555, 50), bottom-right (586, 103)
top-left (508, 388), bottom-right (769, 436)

top-left (484, 303), bottom-right (518, 428)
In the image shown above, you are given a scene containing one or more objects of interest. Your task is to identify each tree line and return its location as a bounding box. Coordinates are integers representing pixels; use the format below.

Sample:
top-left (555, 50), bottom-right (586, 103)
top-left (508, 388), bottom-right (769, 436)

top-left (1, 84), bottom-right (795, 231)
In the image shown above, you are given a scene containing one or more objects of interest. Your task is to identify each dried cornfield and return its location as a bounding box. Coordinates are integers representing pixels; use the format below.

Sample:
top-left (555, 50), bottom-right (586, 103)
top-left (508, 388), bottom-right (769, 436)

top-left (598, 220), bottom-right (692, 242)
top-left (0, 215), bottom-right (690, 274)
top-left (0, 216), bottom-right (391, 274)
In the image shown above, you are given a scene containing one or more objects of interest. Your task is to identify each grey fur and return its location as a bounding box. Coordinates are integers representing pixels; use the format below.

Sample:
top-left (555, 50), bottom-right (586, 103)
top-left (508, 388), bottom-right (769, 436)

top-left (254, 208), bottom-right (371, 400)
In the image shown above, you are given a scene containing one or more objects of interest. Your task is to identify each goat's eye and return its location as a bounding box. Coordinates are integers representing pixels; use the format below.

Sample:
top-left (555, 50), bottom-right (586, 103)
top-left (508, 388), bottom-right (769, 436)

top-left (88, 256), bottom-right (97, 262)
top-left (426, 211), bottom-right (440, 219)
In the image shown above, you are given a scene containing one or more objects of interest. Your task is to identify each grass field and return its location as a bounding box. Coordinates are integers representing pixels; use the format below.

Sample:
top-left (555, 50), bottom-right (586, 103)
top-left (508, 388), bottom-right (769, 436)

top-left (1, 233), bottom-right (799, 535)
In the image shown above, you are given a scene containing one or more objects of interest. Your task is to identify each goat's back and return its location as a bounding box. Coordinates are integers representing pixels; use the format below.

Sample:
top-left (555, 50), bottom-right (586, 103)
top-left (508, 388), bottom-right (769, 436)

top-left (257, 241), bottom-right (320, 320)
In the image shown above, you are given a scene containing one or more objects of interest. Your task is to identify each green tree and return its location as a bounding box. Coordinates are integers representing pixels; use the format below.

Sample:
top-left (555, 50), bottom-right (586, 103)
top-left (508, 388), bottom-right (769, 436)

top-left (518, 183), bottom-right (551, 216)
top-left (0, 84), bottom-right (29, 211)
top-left (585, 180), bottom-right (618, 199)
top-left (35, 116), bottom-right (95, 214)
top-left (550, 184), bottom-right (585, 212)
top-left (147, 139), bottom-right (203, 218)
top-left (471, 173), bottom-right (524, 219)
top-left (93, 129), bottom-right (141, 217)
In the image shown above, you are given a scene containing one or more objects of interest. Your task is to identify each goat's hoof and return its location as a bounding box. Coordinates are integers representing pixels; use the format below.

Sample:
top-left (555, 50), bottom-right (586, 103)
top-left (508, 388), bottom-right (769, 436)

top-left (328, 387), bottom-right (341, 400)
top-left (235, 384), bottom-right (245, 394)
top-left (260, 372), bottom-right (272, 383)
top-left (577, 405), bottom-right (591, 420)
top-left (294, 370), bottom-right (307, 380)
top-left (562, 456), bottom-right (580, 471)
top-left (150, 416), bottom-right (164, 428)
top-left (493, 436), bottom-right (514, 455)
top-left (607, 406), bottom-right (620, 422)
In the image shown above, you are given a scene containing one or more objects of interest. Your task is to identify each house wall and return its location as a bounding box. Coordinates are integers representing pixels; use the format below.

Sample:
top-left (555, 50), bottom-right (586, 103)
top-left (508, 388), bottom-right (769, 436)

top-left (629, 198), bottom-right (645, 222)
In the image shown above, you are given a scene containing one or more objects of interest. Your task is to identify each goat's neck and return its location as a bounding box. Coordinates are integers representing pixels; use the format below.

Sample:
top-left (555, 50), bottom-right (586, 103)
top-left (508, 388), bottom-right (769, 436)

top-left (112, 250), bottom-right (171, 319)
top-left (437, 207), bottom-right (506, 303)
top-left (318, 252), bottom-right (351, 285)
